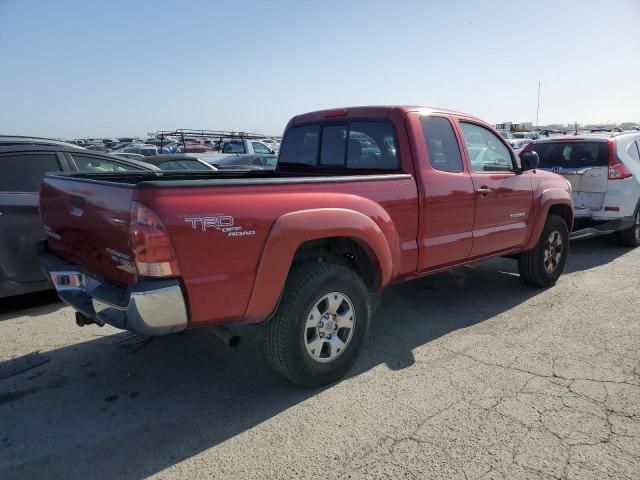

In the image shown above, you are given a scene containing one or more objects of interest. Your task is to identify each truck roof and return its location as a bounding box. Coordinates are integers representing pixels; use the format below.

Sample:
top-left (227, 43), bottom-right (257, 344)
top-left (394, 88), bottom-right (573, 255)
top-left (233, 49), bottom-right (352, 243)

top-left (291, 105), bottom-right (485, 126)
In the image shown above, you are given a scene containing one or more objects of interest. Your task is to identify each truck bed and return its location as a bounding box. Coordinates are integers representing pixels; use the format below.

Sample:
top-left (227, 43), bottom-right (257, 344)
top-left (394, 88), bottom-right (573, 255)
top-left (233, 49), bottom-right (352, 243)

top-left (40, 170), bottom-right (418, 325)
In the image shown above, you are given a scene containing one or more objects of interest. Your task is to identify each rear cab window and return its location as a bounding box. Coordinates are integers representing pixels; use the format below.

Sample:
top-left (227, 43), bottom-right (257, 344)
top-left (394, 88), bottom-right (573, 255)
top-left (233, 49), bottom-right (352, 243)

top-left (528, 141), bottom-right (609, 169)
top-left (278, 121), bottom-right (400, 172)
top-left (420, 116), bottom-right (464, 173)
top-left (0, 153), bottom-right (61, 192)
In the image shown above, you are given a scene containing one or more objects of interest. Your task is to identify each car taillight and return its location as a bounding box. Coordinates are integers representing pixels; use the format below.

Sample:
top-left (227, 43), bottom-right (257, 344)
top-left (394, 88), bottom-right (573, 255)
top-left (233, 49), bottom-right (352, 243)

top-left (608, 140), bottom-right (632, 180)
top-left (129, 201), bottom-right (181, 278)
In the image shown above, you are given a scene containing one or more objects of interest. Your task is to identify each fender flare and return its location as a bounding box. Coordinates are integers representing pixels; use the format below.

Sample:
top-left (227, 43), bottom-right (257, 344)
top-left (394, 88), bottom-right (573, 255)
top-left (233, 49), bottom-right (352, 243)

top-left (243, 208), bottom-right (396, 322)
top-left (524, 187), bottom-right (573, 251)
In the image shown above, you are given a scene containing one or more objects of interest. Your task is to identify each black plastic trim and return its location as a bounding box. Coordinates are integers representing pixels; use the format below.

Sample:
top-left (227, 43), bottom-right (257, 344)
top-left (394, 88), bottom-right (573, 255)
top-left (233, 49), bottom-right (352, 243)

top-left (43, 172), bottom-right (413, 189)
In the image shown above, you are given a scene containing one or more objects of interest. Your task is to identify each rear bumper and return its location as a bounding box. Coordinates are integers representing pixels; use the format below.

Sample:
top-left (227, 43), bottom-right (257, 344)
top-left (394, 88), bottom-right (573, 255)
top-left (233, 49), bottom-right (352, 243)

top-left (39, 245), bottom-right (188, 335)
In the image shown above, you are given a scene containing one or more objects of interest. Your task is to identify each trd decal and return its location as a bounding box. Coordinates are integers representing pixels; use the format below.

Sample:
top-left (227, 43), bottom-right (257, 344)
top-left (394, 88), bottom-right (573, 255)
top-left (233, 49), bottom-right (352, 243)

top-left (184, 215), bottom-right (256, 237)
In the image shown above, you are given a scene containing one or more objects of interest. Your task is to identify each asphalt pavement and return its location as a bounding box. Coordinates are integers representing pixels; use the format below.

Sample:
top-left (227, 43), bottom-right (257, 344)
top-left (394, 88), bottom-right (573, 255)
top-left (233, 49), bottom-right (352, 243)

top-left (1, 236), bottom-right (639, 479)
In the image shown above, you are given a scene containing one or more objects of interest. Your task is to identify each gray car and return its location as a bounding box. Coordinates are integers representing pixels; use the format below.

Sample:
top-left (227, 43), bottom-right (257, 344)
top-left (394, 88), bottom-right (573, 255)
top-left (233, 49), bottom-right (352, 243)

top-left (0, 138), bottom-right (153, 298)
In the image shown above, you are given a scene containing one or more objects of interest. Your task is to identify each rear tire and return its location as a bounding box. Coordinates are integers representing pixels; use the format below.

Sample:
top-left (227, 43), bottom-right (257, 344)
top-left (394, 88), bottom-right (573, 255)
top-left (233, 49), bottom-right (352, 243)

top-left (518, 214), bottom-right (569, 287)
top-left (263, 263), bottom-right (370, 387)
top-left (618, 210), bottom-right (640, 248)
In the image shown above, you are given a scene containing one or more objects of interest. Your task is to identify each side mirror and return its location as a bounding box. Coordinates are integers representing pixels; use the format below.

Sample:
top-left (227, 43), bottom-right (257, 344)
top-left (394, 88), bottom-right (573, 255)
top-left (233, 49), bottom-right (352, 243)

top-left (519, 151), bottom-right (540, 171)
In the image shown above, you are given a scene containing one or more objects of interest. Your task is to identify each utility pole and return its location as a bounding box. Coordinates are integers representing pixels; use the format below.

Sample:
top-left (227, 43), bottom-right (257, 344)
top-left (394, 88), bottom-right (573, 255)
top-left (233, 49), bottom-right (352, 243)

top-left (536, 81), bottom-right (541, 128)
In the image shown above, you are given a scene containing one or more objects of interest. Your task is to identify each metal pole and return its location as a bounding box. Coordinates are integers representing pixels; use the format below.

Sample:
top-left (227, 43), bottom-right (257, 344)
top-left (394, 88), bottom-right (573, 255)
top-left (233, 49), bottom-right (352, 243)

top-left (536, 81), bottom-right (541, 128)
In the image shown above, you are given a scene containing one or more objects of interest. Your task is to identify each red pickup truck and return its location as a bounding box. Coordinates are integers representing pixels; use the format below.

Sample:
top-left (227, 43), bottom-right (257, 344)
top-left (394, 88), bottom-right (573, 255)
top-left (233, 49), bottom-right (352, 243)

top-left (39, 106), bottom-right (573, 386)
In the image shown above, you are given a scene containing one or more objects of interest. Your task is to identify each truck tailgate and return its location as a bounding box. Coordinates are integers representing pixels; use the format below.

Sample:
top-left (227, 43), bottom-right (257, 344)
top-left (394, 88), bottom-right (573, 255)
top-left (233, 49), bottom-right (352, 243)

top-left (40, 176), bottom-right (136, 285)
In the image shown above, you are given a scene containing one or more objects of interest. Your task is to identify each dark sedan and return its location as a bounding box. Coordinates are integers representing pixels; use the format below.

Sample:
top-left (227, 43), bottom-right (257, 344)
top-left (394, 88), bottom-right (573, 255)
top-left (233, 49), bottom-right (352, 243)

top-left (0, 138), bottom-right (153, 298)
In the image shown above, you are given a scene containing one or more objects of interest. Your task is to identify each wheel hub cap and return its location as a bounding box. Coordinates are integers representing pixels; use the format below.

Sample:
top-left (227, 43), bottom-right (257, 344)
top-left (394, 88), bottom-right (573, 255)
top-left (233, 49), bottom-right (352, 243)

top-left (304, 292), bottom-right (355, 363)
top-left (543, 230), bottom-right (563, 273)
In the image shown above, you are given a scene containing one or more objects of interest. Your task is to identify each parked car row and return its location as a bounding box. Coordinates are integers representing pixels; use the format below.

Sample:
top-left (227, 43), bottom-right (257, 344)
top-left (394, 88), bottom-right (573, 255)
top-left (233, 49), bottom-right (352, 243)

top-left (70, 134), bottom-right (282, 158)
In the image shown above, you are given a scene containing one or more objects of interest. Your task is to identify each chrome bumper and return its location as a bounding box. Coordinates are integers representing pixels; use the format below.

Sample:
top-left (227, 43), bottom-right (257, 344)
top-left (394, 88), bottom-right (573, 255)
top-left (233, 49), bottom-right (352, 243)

top-left (42, 252), bottom-right (188, 336)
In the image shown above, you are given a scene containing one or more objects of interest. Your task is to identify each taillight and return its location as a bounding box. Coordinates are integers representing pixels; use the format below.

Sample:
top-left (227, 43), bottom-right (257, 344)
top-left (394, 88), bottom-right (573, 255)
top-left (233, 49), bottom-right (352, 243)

top-left (608, 140), bottom-right (632, 180)
top-left (129, 201), bottom-right (181, 278)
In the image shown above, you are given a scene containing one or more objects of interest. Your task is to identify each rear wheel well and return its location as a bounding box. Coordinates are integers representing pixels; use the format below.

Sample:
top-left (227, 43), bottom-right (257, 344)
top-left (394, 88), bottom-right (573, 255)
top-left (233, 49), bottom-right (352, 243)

top-left (548, 204), bottom-right (572, 229)
top-left (291, 237), bottom-right (380, 291)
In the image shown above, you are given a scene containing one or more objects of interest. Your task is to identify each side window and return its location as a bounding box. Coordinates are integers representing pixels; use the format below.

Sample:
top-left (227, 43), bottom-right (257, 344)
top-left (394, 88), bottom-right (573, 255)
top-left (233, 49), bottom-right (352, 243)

top-left (320, 125), bottom-right (347, 166)
top-left (72, 154), bottom-right (142, 173)
top-left (222, 142), bottom-right (247, 154)
top-left (0, 153), bottom-right (61, 192)
top-left (278, 125), bottom-right (320, 166)
top-left (421, 116), bottom-right (464, 173)
top-left (629, 140), bottom-right (640, 162)
top-left (252, 142), bottom-right (271, 154)
top-left (346, 122), bottom-right (399, 170)
top-left (460, 123), bottom-right (514, 172)
top-left (260, 156), bottom-right (278, 167)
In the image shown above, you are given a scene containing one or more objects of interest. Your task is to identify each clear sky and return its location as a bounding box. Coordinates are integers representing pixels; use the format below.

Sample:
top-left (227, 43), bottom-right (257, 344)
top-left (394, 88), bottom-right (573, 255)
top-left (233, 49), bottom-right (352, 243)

top-left (1, 0), bottom-right (639, 138)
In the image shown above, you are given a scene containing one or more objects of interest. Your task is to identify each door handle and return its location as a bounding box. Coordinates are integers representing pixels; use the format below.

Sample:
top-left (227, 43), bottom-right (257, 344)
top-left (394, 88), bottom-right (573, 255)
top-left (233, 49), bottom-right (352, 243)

top-left (476, 187), bottom-right (492, 196)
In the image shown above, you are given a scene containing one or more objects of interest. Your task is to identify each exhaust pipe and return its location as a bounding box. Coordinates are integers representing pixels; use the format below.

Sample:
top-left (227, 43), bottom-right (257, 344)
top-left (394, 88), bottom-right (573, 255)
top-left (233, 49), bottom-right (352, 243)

top-left (211, 326), bottom-right (241, 348)
top-left (75, 311), bottom-right (91, 327)
top-left (75, 312), bottom-right (103, 328)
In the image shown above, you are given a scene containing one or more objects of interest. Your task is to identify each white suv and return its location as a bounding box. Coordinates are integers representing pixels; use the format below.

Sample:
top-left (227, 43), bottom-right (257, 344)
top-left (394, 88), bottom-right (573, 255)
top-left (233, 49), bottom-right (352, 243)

top-left (523, 132), bottom-right (640, 246)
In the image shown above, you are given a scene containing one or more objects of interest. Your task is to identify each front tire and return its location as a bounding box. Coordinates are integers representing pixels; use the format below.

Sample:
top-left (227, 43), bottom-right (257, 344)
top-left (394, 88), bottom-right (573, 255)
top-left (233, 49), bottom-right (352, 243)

top-left (263, 263), bottom-right (370, 387)
top-left (618, 210), bottom-right (640, 248)
top-left (518, 214), bottom-right (569, 287)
